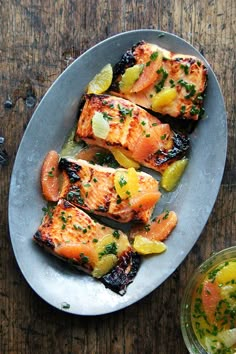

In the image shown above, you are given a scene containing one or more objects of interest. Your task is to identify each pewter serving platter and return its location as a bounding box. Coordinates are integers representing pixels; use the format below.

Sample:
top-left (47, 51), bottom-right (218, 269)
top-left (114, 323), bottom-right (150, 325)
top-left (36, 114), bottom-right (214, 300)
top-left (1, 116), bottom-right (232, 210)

top-left (8, 30), bottom-right (227, 315)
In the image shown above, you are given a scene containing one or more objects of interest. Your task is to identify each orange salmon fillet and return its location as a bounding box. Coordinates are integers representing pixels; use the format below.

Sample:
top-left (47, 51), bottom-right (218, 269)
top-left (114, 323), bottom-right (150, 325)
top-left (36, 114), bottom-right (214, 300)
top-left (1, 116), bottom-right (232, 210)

top-left (33, 199), bottom-right (140, 294)
top-left (110, 41), bottom-right (207, 120)
top-left (76, 94), bottom-right (189, 173)
top-left (59, 157), bottom-right (160, 223)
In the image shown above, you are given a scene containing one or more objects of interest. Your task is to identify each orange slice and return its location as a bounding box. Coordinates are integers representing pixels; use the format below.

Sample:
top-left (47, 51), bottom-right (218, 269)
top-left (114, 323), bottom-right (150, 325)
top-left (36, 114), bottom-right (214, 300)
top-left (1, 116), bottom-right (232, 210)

top-left (41, 150), bottom-right (60, 202)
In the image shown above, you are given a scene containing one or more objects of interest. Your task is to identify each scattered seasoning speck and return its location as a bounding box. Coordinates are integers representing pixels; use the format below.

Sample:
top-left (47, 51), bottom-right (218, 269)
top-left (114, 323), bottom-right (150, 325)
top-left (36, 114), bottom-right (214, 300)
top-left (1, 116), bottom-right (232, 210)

top-left (61, 302), bottom-right (70, 310)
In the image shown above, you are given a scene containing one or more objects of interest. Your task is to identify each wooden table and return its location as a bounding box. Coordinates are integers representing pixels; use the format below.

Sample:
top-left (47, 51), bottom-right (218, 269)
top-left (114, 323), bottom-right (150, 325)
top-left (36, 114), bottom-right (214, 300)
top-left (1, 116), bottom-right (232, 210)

top-left (1, 1), bottom-right (235, 353)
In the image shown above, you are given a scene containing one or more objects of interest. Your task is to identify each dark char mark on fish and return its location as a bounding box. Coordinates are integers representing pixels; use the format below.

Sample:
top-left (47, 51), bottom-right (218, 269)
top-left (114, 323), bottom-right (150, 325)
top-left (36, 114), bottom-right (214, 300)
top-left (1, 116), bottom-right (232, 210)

top-left (101, 251), bottom-right (141, 295)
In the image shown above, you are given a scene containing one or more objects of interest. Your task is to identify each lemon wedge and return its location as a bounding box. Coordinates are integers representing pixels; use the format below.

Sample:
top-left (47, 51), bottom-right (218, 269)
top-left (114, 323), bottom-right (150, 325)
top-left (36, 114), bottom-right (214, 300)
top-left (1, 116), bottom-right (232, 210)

top-left (133, 235), bottom-right (167, 255)
top-left (110, 148), bottom-right (140, 169)
top-left (161, 158), bottom-right (188, 192)
top-left (87, 63), bottom-right (113, 94)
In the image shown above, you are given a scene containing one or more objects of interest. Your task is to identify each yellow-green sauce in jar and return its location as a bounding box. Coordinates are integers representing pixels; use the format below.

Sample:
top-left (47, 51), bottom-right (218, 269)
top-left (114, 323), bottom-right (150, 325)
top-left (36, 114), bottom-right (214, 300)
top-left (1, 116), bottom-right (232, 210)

top-left (191, 259), bottom-right (236, 353)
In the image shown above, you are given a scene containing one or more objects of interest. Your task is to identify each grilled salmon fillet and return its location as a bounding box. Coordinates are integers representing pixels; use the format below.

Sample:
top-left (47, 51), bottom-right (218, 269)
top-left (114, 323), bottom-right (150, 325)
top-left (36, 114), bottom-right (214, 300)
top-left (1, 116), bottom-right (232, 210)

top-left (76, 94), bottom-right (189, 173)
top-left (59, 157), bottom-right (160, 223)
top-left (110, 41), bottom-right (207, 120)
top-left (33, 199), bottom-right (140, 295)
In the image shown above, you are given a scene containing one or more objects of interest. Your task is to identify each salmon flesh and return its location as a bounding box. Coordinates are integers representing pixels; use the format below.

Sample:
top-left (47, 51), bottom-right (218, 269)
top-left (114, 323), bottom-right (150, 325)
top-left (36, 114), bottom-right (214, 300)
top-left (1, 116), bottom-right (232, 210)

top-left (110, 41), bottom-right (207, 120)
top-left (76, 94), bottom-right (189, 173)
top-left (33, 199), bottom-right (140, 295)
top-left (59, 157), bottom-right (160, 223)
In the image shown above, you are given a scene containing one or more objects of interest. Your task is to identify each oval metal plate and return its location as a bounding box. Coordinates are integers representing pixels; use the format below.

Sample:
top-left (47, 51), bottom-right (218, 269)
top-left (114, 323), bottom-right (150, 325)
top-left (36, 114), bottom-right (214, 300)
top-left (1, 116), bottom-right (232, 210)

top-left (8, 30), bottom-right (227, 315)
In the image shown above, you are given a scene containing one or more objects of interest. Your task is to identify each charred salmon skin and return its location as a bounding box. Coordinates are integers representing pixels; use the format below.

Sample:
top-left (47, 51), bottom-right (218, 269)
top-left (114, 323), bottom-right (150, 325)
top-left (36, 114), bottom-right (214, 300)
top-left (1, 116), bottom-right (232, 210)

top-left (76, 94), bottom-right (189, 173)
top-left (110, 41), bottom-right (207, 120)
top-left (33, 199), bottom-right (140, 295)
top-left (59, 157), bottom-right (161, 223)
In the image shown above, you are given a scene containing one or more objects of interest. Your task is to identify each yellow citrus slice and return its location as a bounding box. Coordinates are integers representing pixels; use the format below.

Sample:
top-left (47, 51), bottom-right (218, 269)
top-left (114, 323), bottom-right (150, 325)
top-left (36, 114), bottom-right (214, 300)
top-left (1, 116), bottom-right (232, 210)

top-left (92, 111), bottom-right (110, 139)
top-left (151, 87), bottom-right (177, 110)
top-left (119, 64), bottom-right (144, 93)
top-left (161, 158), bottom-right (188, 192)
top-left (95, 234), bottom-right (129, 257)
top-left (114, 168), bottom-right (139, 199)
top-left (110, 148), bottom-right (140, 169)
top-left (215, 261), bottom-right (236, 284)
top-left (133, 235), bottom-right (167, 255)
top-left (92, 254), bottom-right (118, 278)
top-left (87, 63), bottom-right (113, 94)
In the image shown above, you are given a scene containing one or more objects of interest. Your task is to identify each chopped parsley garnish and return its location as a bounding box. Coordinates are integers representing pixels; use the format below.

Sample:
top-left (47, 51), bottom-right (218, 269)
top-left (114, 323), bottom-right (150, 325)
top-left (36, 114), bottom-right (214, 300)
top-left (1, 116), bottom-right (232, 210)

top-left (163, 209), bottom-right (170, 219)
top-left (99, 242), bottom-right (118, 259)
top-left (169, 79), bottom-right (175, 88)
top-left (119, 175), bottom-right (127, 188)
top-left (102, 112), bottom-right (113, 121)
top-left (42, 204), bottom-right (55, 219)
top-left (177, 79), bottom-right (196, 98)
top-left (155, 67), bottom-right (168, 93)
top-left (144, 224), bottom-right (151, 231)
top-left (80, 253), bottom-right (89, 263)
top-left (116, 195), bottom-right (122, 204)
top-left (118, 104), bottom-right (133, 117)
top-left (190, 105), bottom-right (200, 116)
top-left (61, 302), bottom-right (70, 309)
top-left (73, 224), bottom-right (82, 230)
top-left (180, 63), bottom-right (190, 75)
top-left (113, 230), bottom-right (120, 239)
top-left (67, 190), bottom-right (84, 205)
top-left (150, 51), bottom-right (159, 61)
top-left (47, 167), bottom-right (55, 177)
top-left (180, 105), bottom-right (186, 114)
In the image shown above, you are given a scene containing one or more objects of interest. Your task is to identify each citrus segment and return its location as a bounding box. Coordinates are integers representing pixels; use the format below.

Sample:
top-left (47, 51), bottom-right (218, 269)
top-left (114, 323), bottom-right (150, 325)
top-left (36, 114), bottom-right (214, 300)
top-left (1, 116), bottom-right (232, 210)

top-left (119, 64), bottom-right (144, 93)
top-left (133, 235), bottom-right (167, 255)
top-left (215, 261), bottom-right (236, 284)
top-left (131, 51), bottom-right (163, 92)
top-left (129, 191), bottom-right (161, 212)
top-left (201, 280), bottom-right (221, 323)
top-left (92, 254), bottom-right (118, 278)
top-left (161, 158), bottom-right (188, 191)
top-left (110, 147), bottom-right (140, 169)
top-left (114, 168), bottom-right (139, 200)
top-left (151, 87), bottom-right (177, 110)
top-left (41, 150), bottom-right (60, 202)
top-left (130, 210), bottom-right (177, 241)
top-left (92, 111), bottom-right (110, 139)
top-left (87, 63), bottom-right (113, 94)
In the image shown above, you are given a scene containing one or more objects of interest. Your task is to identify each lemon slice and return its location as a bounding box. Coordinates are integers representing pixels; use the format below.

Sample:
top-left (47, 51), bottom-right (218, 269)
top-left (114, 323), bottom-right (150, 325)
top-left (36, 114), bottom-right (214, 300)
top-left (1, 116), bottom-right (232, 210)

top-left (119, 64), bottom-right (144, 93)
top-left (133, 235), bottom-right (167, 255)
top-left (92, 111), bottom-right (110, 139)
top-left (87, 63), bottom-right (113, 94)
top-left (161, 158), bottom-right (188, 192)
top-left (110, 148), bottom-right (140, 169)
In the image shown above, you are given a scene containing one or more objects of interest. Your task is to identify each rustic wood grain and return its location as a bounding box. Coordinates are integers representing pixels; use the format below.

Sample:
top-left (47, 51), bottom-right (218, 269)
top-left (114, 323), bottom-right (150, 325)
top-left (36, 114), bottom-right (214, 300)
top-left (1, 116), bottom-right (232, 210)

top-left (0, 0), bottom-right (235, 353)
